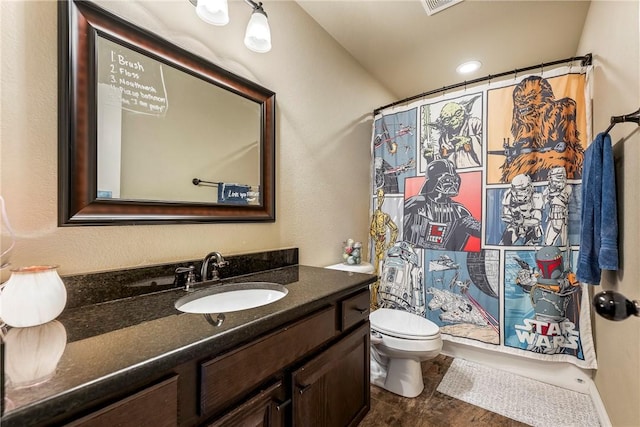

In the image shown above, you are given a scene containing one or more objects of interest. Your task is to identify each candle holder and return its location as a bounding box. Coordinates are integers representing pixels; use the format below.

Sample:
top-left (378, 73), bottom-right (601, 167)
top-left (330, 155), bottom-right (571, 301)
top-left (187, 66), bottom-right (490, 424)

top-left (343, 239), bottom-right (362, 265)
top-left (4, 320), bottom-right (67, 388)
top-left (0, 266), bottom-right (67, 328)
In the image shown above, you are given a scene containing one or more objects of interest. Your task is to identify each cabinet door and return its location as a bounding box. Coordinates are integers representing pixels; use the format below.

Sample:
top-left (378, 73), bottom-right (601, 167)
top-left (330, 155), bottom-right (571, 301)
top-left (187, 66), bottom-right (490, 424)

top-left (291, 322), bottom-right (370, 427)
top-left (206, 381), bottom-right (287, 427)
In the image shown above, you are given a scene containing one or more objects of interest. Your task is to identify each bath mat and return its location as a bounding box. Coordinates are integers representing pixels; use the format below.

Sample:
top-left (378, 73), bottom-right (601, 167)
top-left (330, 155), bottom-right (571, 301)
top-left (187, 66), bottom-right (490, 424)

top-left (436, 358), bottom-right (600, 427)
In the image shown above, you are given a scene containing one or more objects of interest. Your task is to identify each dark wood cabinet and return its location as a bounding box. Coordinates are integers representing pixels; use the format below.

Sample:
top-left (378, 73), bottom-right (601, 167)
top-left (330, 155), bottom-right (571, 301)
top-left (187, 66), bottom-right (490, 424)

top-left (292, 322), bottom-right (370, 427)
top-left (63, 288), bottom-right (370, 427)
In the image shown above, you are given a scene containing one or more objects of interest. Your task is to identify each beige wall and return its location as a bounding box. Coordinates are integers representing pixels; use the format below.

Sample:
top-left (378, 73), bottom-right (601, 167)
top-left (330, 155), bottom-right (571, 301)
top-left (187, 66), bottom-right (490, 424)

top-left (577, 1), bottom-right (640, 425)
top-left (3, 1), bottom-right (639, 424)
top-left (0, 0), bottom-right (394, 279)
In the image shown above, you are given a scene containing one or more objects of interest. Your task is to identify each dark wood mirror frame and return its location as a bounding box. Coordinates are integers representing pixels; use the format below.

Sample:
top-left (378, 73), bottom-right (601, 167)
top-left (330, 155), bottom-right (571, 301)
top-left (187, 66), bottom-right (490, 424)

top-left (58, 0), bottom-right (275, 225)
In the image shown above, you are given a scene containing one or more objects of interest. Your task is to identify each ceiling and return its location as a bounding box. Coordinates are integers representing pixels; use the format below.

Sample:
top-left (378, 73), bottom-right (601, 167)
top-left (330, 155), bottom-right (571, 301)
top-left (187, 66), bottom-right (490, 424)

top-left (296, 0), bottom-right (591, 101)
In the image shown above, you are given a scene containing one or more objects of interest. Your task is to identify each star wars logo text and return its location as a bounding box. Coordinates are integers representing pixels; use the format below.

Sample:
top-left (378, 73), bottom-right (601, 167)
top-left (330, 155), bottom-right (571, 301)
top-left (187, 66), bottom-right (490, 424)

top-left (514, 318), bottom-right (579, 350)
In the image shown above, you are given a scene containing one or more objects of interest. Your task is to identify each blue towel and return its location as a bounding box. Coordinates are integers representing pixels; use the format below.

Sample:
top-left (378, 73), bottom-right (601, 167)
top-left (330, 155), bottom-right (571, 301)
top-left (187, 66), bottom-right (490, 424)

top-left (577, 132), bottom-right (619, 284)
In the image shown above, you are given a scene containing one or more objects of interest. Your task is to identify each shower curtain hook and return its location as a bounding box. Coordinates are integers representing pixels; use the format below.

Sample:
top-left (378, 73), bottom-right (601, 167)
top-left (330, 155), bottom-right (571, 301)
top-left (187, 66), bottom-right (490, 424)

top-left (581, 58), bottom-right (588, 74)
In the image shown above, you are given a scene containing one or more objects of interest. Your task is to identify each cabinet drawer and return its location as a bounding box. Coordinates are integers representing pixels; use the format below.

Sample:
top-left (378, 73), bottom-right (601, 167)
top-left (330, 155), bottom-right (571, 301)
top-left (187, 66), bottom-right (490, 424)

top-left (200, 306), bottom-right (336, 416)
top-left (65, 376), bottom-right (178, 427)
top-left (341, 289), bottom-right (370, 331)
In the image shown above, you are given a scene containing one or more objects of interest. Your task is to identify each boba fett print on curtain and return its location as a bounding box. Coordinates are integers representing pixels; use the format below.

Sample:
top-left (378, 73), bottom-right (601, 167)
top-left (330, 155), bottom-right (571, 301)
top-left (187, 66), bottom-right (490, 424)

top-left (369, 66), bottom-right (597, 368)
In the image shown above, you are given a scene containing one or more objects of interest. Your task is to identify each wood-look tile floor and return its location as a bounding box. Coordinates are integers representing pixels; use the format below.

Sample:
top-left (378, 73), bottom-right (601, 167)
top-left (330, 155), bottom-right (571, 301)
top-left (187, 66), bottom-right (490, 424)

top-left (358, 355), bottom-right (530, 427)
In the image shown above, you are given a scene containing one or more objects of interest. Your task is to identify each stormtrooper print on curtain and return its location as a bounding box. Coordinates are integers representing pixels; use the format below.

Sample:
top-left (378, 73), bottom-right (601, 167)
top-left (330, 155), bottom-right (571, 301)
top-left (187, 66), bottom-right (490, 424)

top-left (370, 66), bottom-right (597, 368)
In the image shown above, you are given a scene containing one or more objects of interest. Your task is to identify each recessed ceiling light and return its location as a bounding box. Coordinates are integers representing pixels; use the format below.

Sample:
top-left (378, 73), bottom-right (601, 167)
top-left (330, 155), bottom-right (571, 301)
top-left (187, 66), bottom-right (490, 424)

top-left (456, 60), bottom-right (482, 74)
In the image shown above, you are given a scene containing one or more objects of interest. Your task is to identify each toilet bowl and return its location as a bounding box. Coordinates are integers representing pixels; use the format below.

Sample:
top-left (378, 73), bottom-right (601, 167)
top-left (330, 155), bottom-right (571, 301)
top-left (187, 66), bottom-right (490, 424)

top-left (370, 308), bottom-right (442, 398)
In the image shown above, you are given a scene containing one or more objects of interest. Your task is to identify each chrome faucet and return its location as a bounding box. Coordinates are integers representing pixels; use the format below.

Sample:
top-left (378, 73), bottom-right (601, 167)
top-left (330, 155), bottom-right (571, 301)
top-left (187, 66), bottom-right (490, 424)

top-left (201, 251), bottom-right (229, 281)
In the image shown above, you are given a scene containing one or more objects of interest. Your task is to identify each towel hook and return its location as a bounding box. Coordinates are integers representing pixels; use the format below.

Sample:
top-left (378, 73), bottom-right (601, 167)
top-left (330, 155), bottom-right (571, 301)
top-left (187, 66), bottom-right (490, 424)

top-left (603, 107), bottom-right (640, 135)
top-left (192, 178), bottom-right (219, 187)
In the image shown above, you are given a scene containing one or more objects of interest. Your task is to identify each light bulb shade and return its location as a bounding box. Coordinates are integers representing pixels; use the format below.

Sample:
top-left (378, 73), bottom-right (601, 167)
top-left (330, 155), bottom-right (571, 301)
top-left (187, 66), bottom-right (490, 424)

top-left (244, 10), bottom-right (271, 53)
top-left (196, 0), bottom-right (229, 26)
top-left (0, 265), bottom-right (67, 328)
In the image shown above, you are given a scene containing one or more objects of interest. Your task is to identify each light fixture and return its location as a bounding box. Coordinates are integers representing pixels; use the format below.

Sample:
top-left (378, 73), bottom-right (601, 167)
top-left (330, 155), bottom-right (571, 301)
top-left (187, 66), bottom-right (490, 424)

top-left (192, 0), bottom-right (272, 53)
top-left (456, 60), bottom-right (482, 74)
top-left (196, 0), bottom-right (229, 26)
top-left (244, 1), bottom-right (271, 53)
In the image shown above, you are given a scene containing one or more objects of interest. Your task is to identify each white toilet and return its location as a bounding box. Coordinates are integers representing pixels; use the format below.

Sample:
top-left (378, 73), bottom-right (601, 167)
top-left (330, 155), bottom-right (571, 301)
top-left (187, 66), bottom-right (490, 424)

top-left (325, 261), bottom-right (442, 398)
top-left (369, 308), bottom-right (442, 398)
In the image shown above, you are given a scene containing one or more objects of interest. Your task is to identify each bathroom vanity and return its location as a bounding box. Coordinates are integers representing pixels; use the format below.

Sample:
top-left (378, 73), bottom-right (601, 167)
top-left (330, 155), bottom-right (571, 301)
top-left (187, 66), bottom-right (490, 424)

top-left (1, 250), bottom-right (376, 427)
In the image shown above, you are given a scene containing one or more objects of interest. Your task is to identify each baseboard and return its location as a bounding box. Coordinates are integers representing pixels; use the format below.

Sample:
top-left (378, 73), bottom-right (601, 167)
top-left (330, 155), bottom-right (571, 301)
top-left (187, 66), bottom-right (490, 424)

top-left (587, 379), bottom-right (612, 427)
top-left (441, 341), bottom-right (611, 426)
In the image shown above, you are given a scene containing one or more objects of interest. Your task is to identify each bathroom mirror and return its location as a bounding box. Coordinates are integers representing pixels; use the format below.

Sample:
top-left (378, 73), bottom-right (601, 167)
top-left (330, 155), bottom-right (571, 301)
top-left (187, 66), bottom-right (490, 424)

top-left (58, 0), bottom-right (275, 225)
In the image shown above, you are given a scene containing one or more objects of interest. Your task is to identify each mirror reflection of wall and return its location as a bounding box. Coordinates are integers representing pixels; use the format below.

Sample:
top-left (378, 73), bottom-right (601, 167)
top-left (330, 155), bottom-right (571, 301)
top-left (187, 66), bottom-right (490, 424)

top-left (96, 36), bottom-right (261, 205)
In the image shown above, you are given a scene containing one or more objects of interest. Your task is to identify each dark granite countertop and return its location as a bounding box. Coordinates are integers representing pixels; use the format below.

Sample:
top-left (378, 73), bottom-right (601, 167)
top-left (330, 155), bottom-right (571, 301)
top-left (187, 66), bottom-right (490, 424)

top-left (1, 253), bottom-right (376, 427)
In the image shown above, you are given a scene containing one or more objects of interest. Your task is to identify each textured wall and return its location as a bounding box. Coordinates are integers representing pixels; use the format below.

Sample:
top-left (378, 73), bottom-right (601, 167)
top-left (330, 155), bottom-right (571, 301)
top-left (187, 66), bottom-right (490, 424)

top-left (0, 0), bottom-right (394, 279)
top-left (577, 1), bottom-right (640, 425)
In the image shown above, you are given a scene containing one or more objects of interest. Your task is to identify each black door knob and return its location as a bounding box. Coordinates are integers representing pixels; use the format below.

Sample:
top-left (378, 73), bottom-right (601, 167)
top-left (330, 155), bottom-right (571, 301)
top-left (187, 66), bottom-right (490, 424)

top-left (592, 291), bottom-right (640, 321)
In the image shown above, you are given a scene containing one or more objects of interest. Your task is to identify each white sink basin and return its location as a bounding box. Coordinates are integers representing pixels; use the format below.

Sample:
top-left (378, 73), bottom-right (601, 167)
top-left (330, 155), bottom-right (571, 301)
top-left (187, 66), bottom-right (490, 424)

top-left (175, 282), bottom-right (288, 314)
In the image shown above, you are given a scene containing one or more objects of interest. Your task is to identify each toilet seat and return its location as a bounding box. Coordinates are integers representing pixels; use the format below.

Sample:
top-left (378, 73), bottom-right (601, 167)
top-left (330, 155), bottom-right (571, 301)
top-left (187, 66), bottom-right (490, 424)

top-left (370, 308), bottom-right (439, 340)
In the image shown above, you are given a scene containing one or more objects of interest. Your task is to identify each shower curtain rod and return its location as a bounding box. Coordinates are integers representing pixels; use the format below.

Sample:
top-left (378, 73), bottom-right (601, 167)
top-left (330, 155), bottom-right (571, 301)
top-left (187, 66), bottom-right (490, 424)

top-left (373, 53), bottom-right (592, 115)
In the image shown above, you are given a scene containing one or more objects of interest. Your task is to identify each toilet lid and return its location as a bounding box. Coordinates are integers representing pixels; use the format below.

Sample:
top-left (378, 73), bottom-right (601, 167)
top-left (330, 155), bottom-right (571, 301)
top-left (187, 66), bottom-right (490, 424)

top-left (370, 308), bottom-right (439, 339)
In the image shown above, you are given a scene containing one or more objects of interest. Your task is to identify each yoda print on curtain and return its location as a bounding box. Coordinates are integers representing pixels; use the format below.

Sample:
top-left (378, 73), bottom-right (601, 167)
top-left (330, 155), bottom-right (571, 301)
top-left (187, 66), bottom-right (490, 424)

top-left (370, 66), bottom-right (596, 368)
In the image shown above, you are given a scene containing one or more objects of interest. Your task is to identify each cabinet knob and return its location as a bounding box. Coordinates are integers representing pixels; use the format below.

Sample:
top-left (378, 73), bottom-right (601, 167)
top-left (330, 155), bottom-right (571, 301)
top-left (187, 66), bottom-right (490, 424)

top-left (297, 384), bottom-right (312, 395)
top-left (275, 398), bottom-right (291, 411)
top-left (355, 307), bottom-right (369, 314)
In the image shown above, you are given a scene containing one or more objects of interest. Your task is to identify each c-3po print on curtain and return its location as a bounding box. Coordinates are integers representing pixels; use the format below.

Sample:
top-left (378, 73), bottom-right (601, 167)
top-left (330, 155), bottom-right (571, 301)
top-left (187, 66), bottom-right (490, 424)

top-left (370, 67), bottom-right (596, 368)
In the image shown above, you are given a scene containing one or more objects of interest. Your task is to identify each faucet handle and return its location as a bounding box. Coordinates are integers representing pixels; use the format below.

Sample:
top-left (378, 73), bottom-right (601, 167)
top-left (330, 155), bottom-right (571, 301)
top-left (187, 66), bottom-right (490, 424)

top-left (211, 259), bottom-right (229, 280)
top-left (175, 265), bottom-right (198, 291)
top-left (175, 265), bottom-right (196, 275)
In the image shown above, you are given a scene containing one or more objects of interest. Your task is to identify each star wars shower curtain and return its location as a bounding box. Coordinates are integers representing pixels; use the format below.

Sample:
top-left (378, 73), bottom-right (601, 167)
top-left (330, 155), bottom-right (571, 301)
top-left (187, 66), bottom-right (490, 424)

top-left (370, 66), bottom-right (596, 368)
